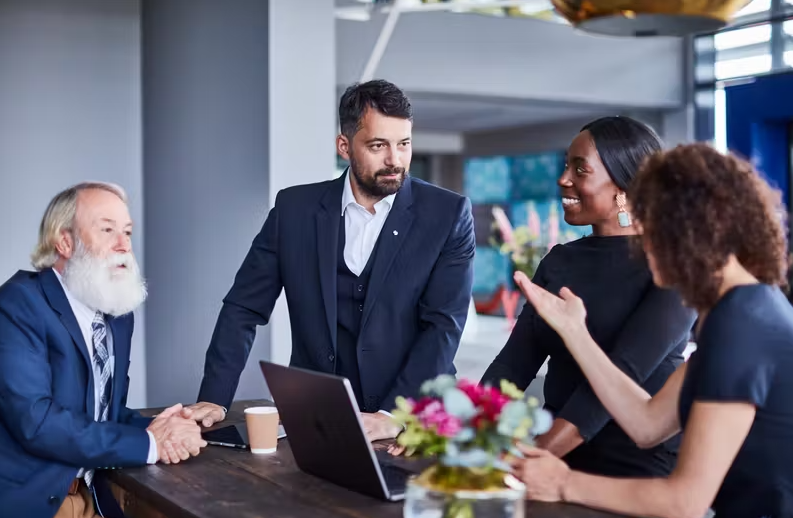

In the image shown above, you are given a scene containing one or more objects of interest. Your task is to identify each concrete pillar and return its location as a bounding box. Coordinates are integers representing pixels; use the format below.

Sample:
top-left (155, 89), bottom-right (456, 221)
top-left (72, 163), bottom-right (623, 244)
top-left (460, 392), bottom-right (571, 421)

top-left (142, 0), bottom-right (336, 406)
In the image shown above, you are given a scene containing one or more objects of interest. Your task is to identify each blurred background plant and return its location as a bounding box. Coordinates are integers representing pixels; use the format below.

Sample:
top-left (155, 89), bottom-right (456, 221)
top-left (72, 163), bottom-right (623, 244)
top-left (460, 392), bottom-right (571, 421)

top-left (490, 201), bottom-right (577, 280)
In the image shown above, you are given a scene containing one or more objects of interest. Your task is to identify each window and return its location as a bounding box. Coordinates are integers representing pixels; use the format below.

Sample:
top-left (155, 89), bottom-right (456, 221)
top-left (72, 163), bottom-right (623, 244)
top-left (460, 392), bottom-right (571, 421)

top-left (714, 24), bottom-right (770, 50)
top-left (786, 20), bottom-right (793, 67)
top-left (694, 3), bottom-right (793, 141)
top-left (714, 86), bottom-right (727, 153)
top-left (716, 53), bottom-right (772, 79)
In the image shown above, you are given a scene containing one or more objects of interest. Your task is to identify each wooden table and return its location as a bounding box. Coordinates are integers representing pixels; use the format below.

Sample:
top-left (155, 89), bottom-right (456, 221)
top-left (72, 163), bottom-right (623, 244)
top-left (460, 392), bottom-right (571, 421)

top-left (107, 400), bottom-right (626, 518)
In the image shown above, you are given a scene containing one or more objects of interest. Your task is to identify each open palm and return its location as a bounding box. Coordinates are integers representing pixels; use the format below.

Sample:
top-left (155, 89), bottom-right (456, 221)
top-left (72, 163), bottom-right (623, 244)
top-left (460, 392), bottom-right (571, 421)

top-left (513, 271), bottom-right (587, 338)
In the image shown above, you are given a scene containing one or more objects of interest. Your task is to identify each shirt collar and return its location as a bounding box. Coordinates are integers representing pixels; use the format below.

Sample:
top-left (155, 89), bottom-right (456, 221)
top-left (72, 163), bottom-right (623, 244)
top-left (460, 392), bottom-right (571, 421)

top-left (52, 268), bottom-right (99, 321)
top-left (341, 168), bottom-right (396, 216)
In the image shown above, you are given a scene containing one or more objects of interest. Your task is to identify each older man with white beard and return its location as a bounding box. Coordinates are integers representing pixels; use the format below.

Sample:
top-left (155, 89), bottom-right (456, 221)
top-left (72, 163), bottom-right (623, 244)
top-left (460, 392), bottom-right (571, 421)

top-left (0, 182), bottom-right (205, 518)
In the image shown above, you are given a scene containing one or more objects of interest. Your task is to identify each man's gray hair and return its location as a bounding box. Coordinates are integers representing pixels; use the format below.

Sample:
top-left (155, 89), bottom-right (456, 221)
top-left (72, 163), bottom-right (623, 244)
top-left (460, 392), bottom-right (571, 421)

top-left (31, 182), bottom-right (128, 270)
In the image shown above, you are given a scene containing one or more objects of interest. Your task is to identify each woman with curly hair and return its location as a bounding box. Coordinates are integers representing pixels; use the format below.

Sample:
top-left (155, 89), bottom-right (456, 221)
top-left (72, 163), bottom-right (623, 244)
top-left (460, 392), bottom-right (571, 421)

top-left (511, 143), bottom-right (793, 518)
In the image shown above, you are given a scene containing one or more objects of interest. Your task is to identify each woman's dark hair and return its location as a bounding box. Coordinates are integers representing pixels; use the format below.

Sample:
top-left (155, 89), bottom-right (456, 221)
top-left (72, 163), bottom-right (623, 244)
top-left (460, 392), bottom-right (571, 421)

top-left (581, 116), bottom-right (664, 192)
top-left (630, 142), bottom-right (788, 311)
top-left (338, 79), bottom-right (412, 139)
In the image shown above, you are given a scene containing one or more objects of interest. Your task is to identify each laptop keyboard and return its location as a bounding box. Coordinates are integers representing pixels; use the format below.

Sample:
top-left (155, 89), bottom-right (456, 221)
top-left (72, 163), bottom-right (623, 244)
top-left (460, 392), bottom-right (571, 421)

top-left (379, 463), bottom-right (409, 491)
top-left (374, 450), bottom-right (411, 490)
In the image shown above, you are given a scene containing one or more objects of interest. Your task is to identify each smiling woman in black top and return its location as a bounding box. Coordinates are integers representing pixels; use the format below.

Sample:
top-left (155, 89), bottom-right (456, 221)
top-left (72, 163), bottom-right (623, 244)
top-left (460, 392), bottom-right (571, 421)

top-left (514, 143), bottom-right (793, 518)
top-left (481, 116), bottom-right (697, 478)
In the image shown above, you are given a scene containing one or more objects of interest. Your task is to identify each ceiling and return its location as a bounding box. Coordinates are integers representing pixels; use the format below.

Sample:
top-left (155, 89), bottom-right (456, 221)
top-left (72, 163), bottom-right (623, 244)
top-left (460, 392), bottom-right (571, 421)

top-left (333, 2), bottom-right (674, 133)
top-left (406, 93), bottom-right (620, 132)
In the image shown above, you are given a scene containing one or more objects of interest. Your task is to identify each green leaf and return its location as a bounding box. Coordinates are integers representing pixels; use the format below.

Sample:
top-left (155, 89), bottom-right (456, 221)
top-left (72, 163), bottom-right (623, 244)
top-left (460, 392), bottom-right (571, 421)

top-left (443, 388), bottom-right (477, 420)
top-left (442, 448), bottom-right (493, 469)
top-left (451, 427), bottom-right (476, 443)
top-left (499, 380), bottom-right (525, 400)
top-left (394, 396), bottom-right (413, 413)
top-left (421, 374), bottom-right (457, 396)
top-left (531, 408), bottom-right (553, 435)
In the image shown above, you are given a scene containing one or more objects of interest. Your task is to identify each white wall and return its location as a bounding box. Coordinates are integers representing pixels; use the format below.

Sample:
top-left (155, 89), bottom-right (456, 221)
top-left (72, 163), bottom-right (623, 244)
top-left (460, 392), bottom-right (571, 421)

top-left (141, 0), bottom-right (273, 407)
top-left (0, 0), bottom-right (147, 407)
top-left (266, 0), bottom-right (338, 378)
top-left (338, 12), bottom-right (683, 109)
top-left (463, 112), bottom-right (666, 156)
top-left (142, 0), bottom-right (337, 406)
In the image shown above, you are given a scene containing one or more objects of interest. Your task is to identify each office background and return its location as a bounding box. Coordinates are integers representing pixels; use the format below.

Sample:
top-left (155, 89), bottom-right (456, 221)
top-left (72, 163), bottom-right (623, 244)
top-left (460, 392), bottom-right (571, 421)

top-left (1, 0), bottom-right (790, 410)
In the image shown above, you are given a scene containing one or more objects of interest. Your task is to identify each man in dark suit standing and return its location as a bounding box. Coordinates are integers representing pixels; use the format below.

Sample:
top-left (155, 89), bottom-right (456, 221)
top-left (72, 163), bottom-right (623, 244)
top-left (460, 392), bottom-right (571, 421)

top-left (189, 80), bottom-right (476, 441)
top-left (0, 183), bottom-right (205, 518)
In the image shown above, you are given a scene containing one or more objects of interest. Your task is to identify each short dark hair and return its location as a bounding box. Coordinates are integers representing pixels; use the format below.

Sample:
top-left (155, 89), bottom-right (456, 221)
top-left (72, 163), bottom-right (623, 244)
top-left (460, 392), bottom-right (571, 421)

top-left (630, 143), bottom-right (788, 311)
top-left (338, 80), bottom-right (412, 138)
top-left (581, 116), bottom-right (664, 192)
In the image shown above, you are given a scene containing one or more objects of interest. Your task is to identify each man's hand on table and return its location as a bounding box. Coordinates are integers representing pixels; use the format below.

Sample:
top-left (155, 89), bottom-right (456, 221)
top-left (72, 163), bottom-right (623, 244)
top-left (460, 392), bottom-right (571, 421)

top-left (147, 404), bottom-right (207, 464)
top-left (182, 402), bottom-right (227, 427)
top-left (361, 411), bottom-right (402, 442)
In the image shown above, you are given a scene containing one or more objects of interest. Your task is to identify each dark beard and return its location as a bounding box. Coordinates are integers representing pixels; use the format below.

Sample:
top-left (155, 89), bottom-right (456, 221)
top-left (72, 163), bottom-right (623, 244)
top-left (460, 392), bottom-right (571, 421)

top-left (349, 156), bottom-right (407, 198)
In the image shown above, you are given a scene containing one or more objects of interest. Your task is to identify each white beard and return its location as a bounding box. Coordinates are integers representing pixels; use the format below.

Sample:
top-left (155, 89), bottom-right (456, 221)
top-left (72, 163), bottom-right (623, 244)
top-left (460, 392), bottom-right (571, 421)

top-left (62, 241), bottom-right (148, 317)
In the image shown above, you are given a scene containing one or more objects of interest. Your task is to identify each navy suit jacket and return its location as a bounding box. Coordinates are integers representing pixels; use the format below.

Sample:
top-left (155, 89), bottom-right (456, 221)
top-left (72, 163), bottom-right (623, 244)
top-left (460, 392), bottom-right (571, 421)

top-left (0, 268), bottom-right (151, 518)
top-left (199, 173), bottom-right (476, 412)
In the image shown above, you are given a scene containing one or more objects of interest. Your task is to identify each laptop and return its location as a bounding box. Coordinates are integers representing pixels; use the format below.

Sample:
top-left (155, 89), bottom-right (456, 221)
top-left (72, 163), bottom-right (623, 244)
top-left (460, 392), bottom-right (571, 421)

top-left (259, 360), bottom-right (421, 501)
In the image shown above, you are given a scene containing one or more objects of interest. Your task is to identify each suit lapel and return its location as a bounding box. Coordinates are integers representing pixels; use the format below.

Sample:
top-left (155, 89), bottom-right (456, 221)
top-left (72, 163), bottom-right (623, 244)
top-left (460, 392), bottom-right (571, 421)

top-left (39, 268), bottom-right (94, 412)
top-left (316, 174), bottom-right (346, 351)
top-left (107, 316), bottom-right (128, 419)
top-left (360, 179), bottom-right (414, 332)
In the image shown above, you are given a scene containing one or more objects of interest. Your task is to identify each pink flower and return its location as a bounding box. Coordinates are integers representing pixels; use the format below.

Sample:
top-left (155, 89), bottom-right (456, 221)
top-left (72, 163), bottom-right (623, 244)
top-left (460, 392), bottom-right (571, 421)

top-left (416, 400), bottom-right (463, 438)
top-left (527, 204), bottom-right (541, 240)
top-left (411, 397), bottom-right (436, 415)
top-left (457, 380), bottom-right (511, 428)
top-left (548, 205), bottom-right (559, 250)
top-left (491, 206), bottom-right (515, 246)
top-left (434, 416), bottom-right (462, 437)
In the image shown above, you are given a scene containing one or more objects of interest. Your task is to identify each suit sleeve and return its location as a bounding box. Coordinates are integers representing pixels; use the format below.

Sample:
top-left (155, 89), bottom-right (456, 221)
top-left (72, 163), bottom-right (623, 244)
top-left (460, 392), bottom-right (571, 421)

top-left (0, 284), bottom-right (149, 468)
top-left (380, 197), bottom-right (475, 411)
top-left (556, 286), bottom-right (697, 441)
top-left (115, 313), bottom-right (154, 429)
top-left (116, 376), bottom-right (152, 429)
top-left (479, 258), bottom-right (552, 391)
top-left (198, 194), bottom-right (284, 409)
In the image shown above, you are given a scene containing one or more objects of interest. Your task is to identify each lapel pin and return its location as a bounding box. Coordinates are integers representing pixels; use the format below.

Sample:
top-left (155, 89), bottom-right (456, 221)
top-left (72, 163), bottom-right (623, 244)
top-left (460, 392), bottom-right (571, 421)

top-left (393, 230), bottom-right (399, 236)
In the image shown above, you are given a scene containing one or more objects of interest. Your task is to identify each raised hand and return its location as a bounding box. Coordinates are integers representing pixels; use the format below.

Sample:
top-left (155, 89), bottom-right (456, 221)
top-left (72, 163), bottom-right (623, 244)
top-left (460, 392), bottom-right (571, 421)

top-left (513, 271), bottom-right (587, 340)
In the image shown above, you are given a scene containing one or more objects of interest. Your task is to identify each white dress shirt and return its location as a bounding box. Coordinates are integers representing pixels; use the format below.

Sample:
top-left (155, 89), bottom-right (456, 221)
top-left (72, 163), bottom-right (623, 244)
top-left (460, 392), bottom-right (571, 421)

top-left (53, 270), bottom-right (158, 471)
top-left (341, 171), bottom-right (396, 276)
top-left (340, 172), bottom-right (399, 419)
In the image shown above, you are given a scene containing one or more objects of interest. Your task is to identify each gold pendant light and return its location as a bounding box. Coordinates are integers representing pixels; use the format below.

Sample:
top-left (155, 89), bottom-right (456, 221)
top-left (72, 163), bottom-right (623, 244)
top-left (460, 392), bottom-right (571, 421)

top-left (551, 0), bottom-right (752, 37)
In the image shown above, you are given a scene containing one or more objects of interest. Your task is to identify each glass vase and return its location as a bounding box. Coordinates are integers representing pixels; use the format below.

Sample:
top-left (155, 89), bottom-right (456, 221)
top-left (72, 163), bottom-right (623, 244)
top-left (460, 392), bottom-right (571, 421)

top-left (403, 466), bottom-right (525, 518)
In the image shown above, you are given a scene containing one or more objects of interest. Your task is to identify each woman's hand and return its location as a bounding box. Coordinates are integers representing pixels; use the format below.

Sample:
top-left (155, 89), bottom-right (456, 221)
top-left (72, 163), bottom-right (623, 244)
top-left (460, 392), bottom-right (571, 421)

top-left (510, 444), bottom-right (571, 503)
top-left (513, 271), bottom-right (587, 340)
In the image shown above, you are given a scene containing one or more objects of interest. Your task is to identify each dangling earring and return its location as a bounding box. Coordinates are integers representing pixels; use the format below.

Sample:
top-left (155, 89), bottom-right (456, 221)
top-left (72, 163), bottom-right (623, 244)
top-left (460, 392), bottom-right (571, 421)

top-left (616, 192), bottom-right (632, 228)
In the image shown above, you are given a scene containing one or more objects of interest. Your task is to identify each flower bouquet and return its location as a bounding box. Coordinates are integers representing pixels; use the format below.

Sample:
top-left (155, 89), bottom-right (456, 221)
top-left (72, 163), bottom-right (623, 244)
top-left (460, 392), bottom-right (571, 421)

top-left (392, 375), bottom-right (552, 518)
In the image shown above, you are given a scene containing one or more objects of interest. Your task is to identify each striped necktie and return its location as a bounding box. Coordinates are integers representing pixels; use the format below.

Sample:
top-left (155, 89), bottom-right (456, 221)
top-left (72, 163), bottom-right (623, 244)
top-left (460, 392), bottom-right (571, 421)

top-left (92, 311), bottom-right (112, 422)
top-left (86, 311), bottom-right (112, 487)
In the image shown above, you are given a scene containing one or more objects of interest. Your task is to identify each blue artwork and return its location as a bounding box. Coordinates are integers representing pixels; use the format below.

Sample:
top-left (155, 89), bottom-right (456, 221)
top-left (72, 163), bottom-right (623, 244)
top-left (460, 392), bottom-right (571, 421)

top-left (510, 200), bottom-right (591, 244)
top-left (465, 150), bottom-right (592, 305)
top-left (463, 156), bottom-right (511, 203)
top-left (510, 151), bottom-right (564, 200)
top-left (472, 246), bottom-right (510, 294)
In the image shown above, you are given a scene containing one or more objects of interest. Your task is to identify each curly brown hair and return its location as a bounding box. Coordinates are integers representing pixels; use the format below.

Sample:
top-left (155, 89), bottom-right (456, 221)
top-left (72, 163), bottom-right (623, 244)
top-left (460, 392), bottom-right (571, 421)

top-left (629, 142), bottom-right (788, 311)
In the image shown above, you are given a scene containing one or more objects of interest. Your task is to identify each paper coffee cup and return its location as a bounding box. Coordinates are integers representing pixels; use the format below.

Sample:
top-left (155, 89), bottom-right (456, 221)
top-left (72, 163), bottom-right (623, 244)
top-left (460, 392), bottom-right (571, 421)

top-left (244, 406), bottom-right (279, 454)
